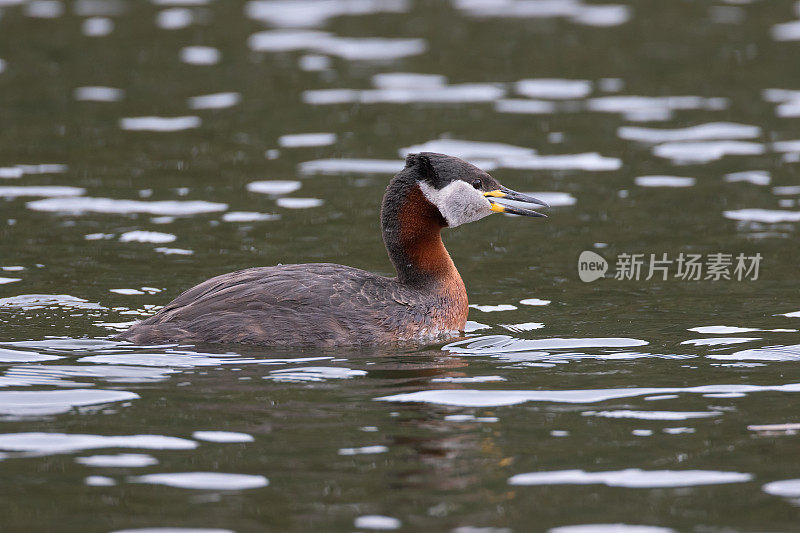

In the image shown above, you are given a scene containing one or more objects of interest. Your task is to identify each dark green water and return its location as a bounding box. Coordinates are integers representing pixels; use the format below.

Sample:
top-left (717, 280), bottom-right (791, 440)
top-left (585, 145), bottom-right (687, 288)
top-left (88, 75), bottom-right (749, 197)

top-left (1, 1), bottom-right (800, 531)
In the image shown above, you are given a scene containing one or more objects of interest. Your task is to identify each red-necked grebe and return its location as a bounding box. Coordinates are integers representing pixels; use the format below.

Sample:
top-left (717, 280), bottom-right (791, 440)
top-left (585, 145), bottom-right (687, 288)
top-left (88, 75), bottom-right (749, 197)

top-left (118, 152), bottom-right (548, 347)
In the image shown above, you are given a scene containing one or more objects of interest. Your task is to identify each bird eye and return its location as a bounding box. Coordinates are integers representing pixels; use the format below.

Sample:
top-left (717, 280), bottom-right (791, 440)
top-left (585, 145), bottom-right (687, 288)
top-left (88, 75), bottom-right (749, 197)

top-left (472, 178), bottom-right (482, 189)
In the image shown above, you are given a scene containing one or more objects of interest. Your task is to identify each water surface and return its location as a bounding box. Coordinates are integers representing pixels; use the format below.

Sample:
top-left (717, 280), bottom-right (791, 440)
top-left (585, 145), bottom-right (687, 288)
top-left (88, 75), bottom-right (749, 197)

top-left (1, 1), bottom-right (800, 531)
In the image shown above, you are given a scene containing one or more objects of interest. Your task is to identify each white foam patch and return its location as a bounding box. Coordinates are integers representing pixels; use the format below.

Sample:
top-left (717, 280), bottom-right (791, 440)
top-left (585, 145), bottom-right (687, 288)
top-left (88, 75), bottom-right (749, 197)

top-left (688, 326), bottom-right (797, 335)
top-left (86, 475), bottom-right (116, 486)
top-left (772, 20), bottom-right (800, 41)
top-left (119, 231), bottom-right (176, 244)
top-left (681, 337), bottom-right (760, 346)
top-left (246, 180), bottom-right (302, 195)
top-left (245, 0), bottom-right (409, 28)
top-left (644, 395), bottom-right (679, 401)
top-left (619, 122), bottom-right (760, 143)
top-left (131, 472), bottom-right (268, 490)
top-left (74, 86), bottom-right (124, 102)
top-left (0, 167), bottom-right (23, 179)
top-left (0, 294), bottom-right (105, 310)
top-left (79, 352), bottom-right (322, 368)
top-left (4, 365), bottom-right (176, 385)
top-left (400, 138), bottom-right (535, 160)
top-left (372, 72), bottom-right (446, 89)
top-left (724, 170), bottom-right (770, 186)
top-left (278, 133), bottom-right (336, 148)
top-left (338, 445), bottom-right (388, 455)
top-left (79, 352), bottom-right (332, 368)
top-left (508, 469), bottom-right (751, 488)
top-left (354, 515), bottom-right (402, 530)
top-left (652, 140), bottom-right (764, 164)
top-left (313, 36), bottom-right (428, 60)
top-left (550, 523), bottom-right (675, 532)
top-left (704, 392), bottom-right (745, 398)
top-left (110, 288), bottom-right (145, 295)
top-left (376, 382), bottom-right (800, 407)
top-left (515, 78), bottom-right (592, 99)
top-left (76, 453), bottom-right (158, 467)
top-left (772, 139), bottom-right (800, 153)
top-left (6, 339), bottom-right (121, 351)
top-left (519, 298), bottom-right (551, 306)
top-left (26, 197), bottom-right (227, 215)
top-left (0, 389), bottom-right (139, 416)
top-left (431, 375), bottom-right (505, 383)
top-left (303, 84), bottom-right (504, 104)
top-left (192, 431), bottom-right (254, 443)
top-left (120, 116), bottom-right (201, 132)
top-left (587, 95), bottom-right (728, 121)
top-left (444, 336), bottom-right (648, 354)
top-left (764, 88), bottom-right (800, 103)
top-left (495, 99), bottom-right (558, 114)
top-left (265, 366), bottom-right (366, 382)
top-left (582, 410), bottom-right (721, 420)
top-left (248, 30), bottom-right (425, 60)
top-left (635, 176), bottom-right (695, 187)
top-left (155, 247), bottom-right (193, 255)
top-left (469, 304), bottom-right (517, 312)
top-left (299, 54), bottom-right (331, 71)
top-left (156, 7), bottom-right (193, 29)
top-left (689, 326), bottom-right (759, 334)
top-left (25, 0), bottom-right (64, 18)
top-left (82, 17), bottom-right (114, 36)
top-left (0, 277), bottom-right (21, 284)
top-left (300, 89), bottom-right (359, 105)
top-left (499, 152), bottom-right (621, 171)
top-left (276, 197), bottom-right (323, 209)
top-left (724, 208), bottom-right (800, 223)
top-left (93, 320), bottom-right (140, 332)
top-left (774, 186), bottom-right (800, 195)
top-left (247, 29), bottom-right (333, 51)
top-left (709, 344), bottom-right (800, 362)
top-left (85, 233), bottom-right (114, 240)
top-left (764, 478), bottom-right (800, 497)
top-left (526, 192), bottom-right (576, 206)
top-left (663, 427), bottom-right (695, 435)
top-left (365, 84), bottom-right (504, 104)
top-left (13, 164), bottom-right (68, 175)
top-left (188, 92), bottom-right (241, 110)
top-left (180, 46), bottom-right (220, 65)
top-left (445, 414), bottom-right (498, 423)
top-left (221, 212), bottom-right (279, 222)
top-left (500, 322), bottom-right (545, 333)
top-left (0, 348), bottom-right (61, 363)
top-left (464, 321), bottom-right (491, 332)
top-left (298, 159), bottom-right (404, 175)
top-left (749, 423), bottom-right (800, 432)
top-left (0, 186), bottom-right (84, 198)
top-left (780, 311), bottom-right (800, 318)
top-left (454, 0), bottom-right (630, 27)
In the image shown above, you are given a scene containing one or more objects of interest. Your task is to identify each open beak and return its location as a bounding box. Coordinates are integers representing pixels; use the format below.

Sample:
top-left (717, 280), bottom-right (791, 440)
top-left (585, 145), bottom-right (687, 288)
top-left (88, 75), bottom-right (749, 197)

top-left (484, 186), bottom-right (549, 217)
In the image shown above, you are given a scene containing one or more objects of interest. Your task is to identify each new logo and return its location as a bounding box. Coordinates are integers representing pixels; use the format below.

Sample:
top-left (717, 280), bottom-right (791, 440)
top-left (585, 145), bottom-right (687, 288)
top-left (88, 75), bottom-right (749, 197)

top-left (578, 251), bottom-right (608, 282)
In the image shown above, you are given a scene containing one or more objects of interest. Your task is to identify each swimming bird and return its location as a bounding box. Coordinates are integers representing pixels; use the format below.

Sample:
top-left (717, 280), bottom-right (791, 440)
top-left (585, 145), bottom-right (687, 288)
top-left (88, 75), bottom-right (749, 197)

top-left (118, 152), bottom-right (548, 347)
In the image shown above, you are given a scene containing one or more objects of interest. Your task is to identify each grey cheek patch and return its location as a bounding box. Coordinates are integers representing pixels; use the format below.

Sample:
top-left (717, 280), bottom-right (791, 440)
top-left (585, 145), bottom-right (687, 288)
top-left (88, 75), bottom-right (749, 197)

top-left (419, 181), bottom-right (492, 227)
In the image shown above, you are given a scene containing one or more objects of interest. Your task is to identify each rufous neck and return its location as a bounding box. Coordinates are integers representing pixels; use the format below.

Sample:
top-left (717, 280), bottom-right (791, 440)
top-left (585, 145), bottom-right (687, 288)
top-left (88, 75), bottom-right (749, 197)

top-left (381, 177), bottom-right (462, 288)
